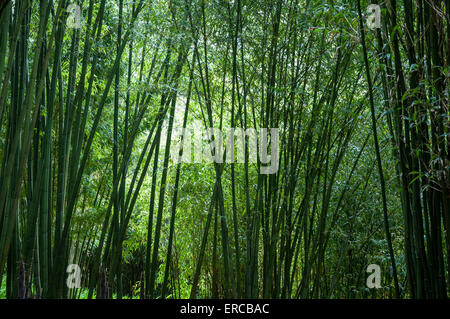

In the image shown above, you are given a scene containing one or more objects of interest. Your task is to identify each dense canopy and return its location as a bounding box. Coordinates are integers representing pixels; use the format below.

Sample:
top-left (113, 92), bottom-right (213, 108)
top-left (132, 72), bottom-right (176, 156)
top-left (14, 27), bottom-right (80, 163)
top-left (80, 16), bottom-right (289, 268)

top-left (0, 0), bottom-right (449, 299)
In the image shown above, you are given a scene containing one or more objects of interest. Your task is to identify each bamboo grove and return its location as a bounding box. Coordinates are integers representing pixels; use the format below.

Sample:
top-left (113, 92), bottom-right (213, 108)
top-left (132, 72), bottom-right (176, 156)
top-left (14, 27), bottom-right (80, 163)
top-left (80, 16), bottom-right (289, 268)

top-left (0, 0), bottom-right (448, 299)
